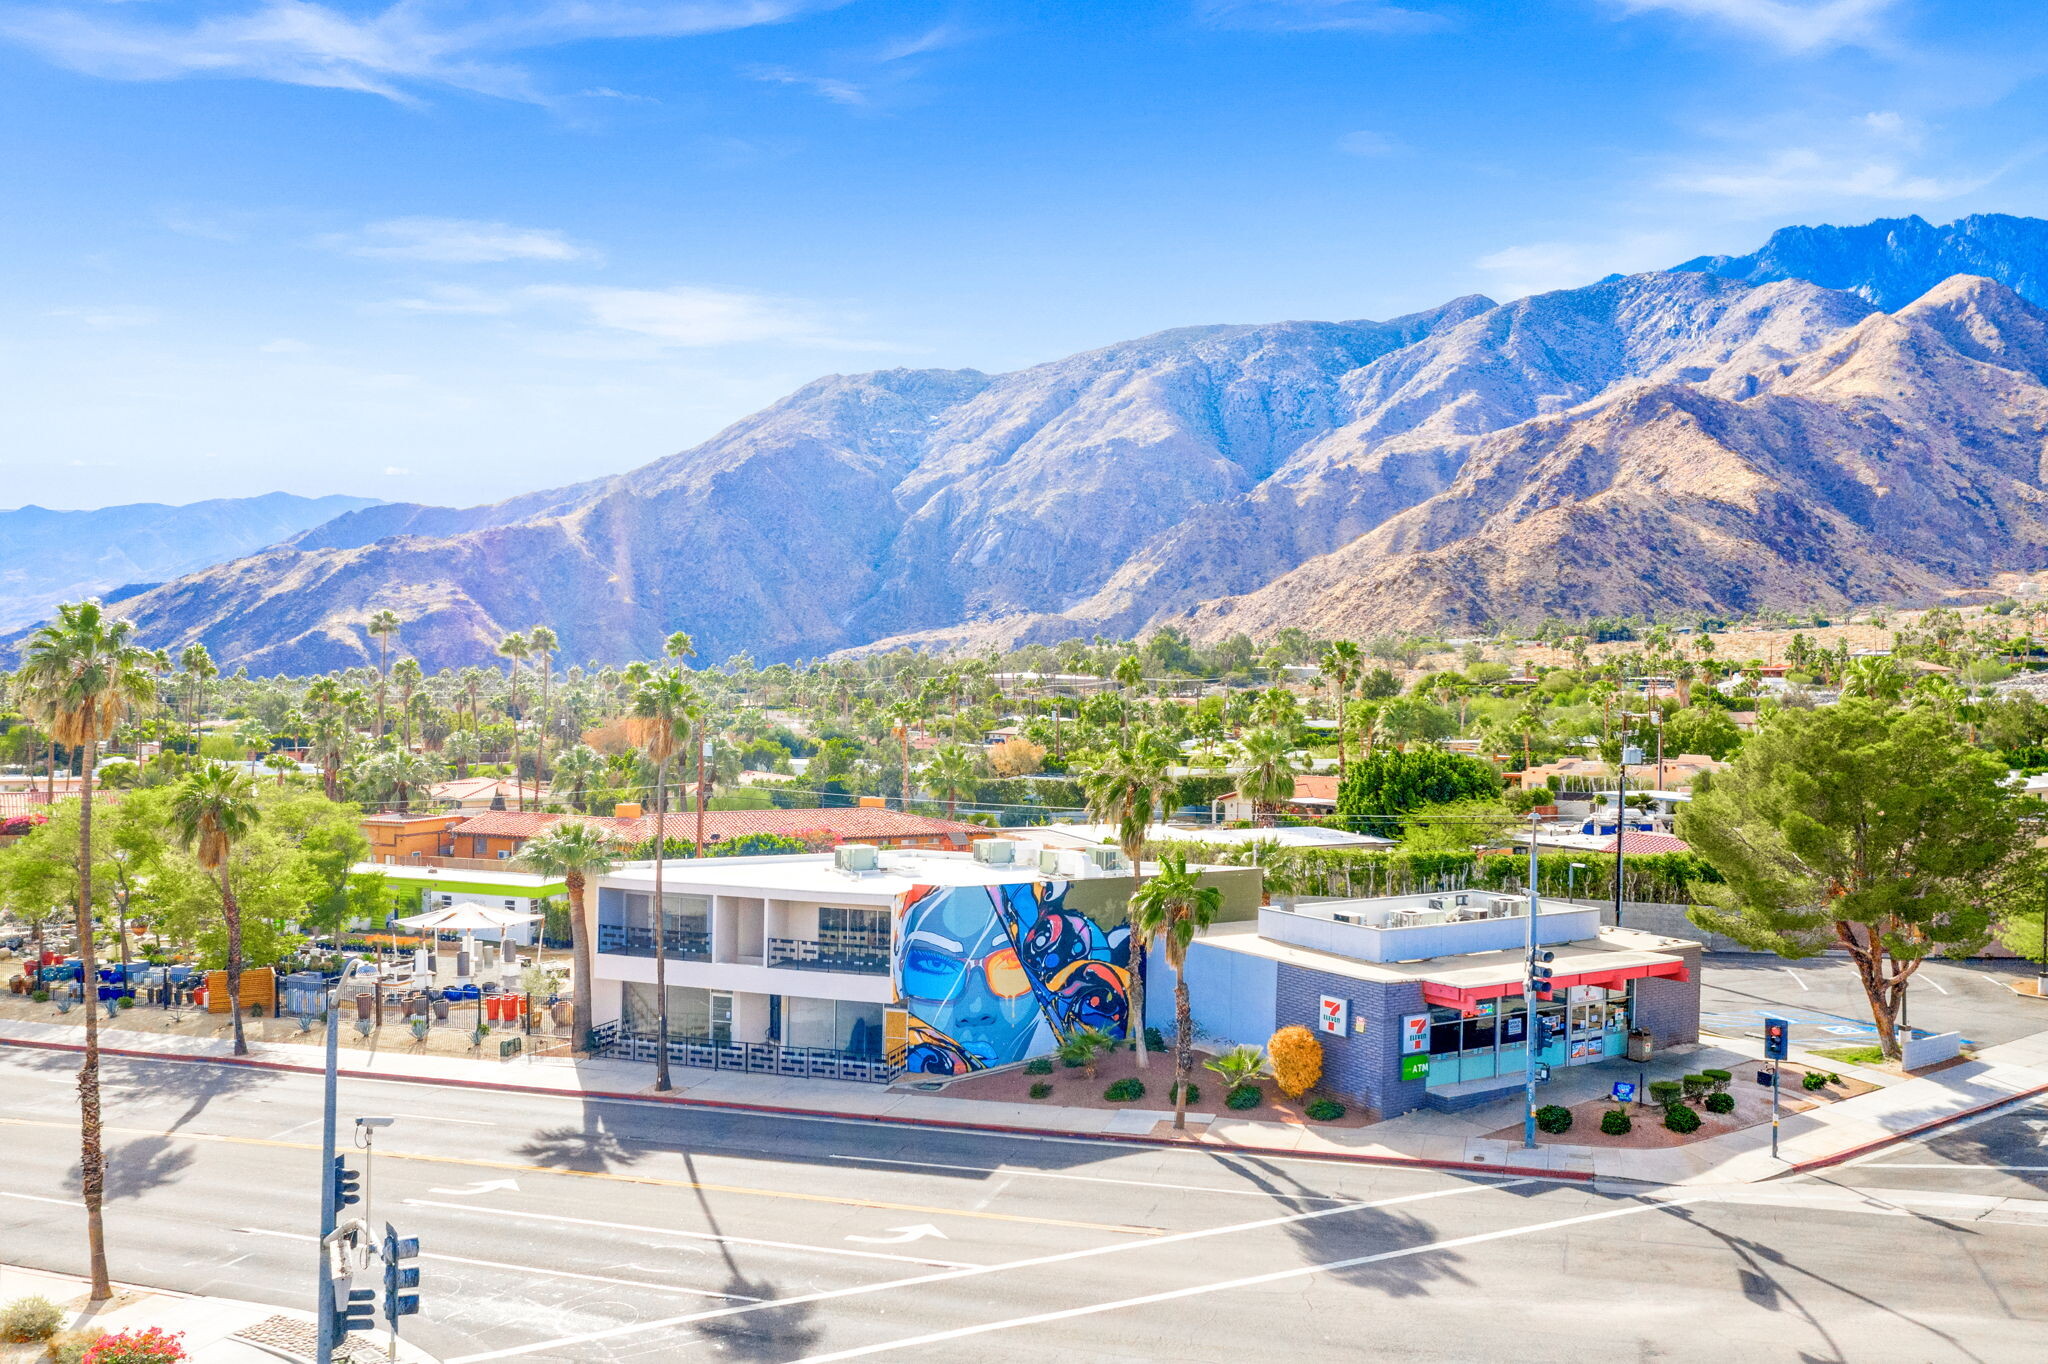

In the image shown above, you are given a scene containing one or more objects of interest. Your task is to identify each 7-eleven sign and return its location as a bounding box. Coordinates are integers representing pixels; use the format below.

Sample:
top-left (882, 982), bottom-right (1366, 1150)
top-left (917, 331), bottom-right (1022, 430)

top-left (1317, 995), bottom-right (1349, 1035)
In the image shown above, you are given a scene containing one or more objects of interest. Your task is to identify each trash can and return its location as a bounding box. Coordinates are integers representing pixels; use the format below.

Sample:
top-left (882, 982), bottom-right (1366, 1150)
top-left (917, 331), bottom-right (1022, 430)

top-left (1627, 1030), bottom-right (1654, 1062)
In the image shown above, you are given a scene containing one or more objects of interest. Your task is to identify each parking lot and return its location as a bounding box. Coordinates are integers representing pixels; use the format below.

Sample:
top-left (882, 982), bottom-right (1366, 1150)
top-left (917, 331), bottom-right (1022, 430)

top-left (1698, 954), bottom-right (2044, 1051)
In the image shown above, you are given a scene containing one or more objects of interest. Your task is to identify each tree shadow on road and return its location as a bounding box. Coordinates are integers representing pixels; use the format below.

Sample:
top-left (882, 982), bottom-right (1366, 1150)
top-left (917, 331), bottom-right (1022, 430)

top-left (65, 1133), bottom-right (196, 1202)
top-left (102, 1054), bottom-right (269, 1133)
top-left (514, 1124), bottom-right (647, 1173)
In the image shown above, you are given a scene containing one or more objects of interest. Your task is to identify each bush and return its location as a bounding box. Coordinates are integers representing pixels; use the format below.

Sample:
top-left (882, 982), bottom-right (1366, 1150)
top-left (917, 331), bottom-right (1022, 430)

top-left (31, 989), bottom-right (49, 1003)
top-left (1104, 1078), bottom-right (1145, 1103)
top-left (1648, 1079), bottom-right (1682, 1105)
top-left (81, 1327), bottom-right (185, 1363)
top-left (1145, 1026), bottom-right (1167, 1053)
top-left (1169, 1081), bottom-right (1200, 1106)
top-left (114, 996), bottom-right (134, 1011)
top-left (1681, 1073), bottom-right (1710, 1102)
top-left (1535, 1104), bottom-right (1573, 1134)
top-left (1701, 1068), bottom-right (1731, 1094)
top-left (1268, 1025), bottom-right (1324, 1098)
top-left (47, 1330), bottom-right (106, 1364)
top-left (2, 1296), bottom-right (62, 1343)
top-left (1663, 1102), bottom-right (1702, 1134)
top-left (1028, 1081), bottom-right (1052, 1100)
top-left (1024, 1057), bottom-right (1053, 1076)
top-left (1600, 1108), bottom-right (1632, 1136)
top-left (1225, 1084), bottom-right (1262, 1111)
top-left (1802, 1070), bottom-right (1831, 1091)
top-left (1305, 1098), bottom-right (1346, 1122)
top-left (1705, 1092), bottom-right (1735, 1114)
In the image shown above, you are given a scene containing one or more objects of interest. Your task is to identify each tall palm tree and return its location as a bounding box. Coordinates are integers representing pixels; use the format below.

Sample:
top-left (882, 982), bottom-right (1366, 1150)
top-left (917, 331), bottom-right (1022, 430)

top-left (924, 743), bottom-right (977, 817)
top-left (496, 632), bottom-right (529, 809)
top-left (1235, 727), bottom-right (1302, 824)
top-left (1128, 847), bottom-right (1223, 1132)
top-left (367, 610), bottom-right (401, 737)
top-left (887, 699), bottom-right (918, 811)
top-left (1078, 731), bottom-right (1177, 1070)
top-left (391, 656), bottom-right (423, 750)
top-left (516, 819), bottom-right (617, 1053)
top-left (170, 763), bottom-right (261, 1058)
top-left (16, 599), bottom-right (156, 1302)
top-left (178, 643), bottom-right (215, 755)
top-left (630, 671), bottom-right (700, 1092)
top-left (1318, 641), bottom-right (1361, 777)
top-left (528, 625), bottom-right (558, 789)
top-left (1112, 655), bottom-right (1143, 745)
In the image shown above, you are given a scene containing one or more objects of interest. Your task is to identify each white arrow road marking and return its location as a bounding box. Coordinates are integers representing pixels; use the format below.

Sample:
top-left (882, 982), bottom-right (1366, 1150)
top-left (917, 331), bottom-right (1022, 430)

top-left (430, 1178), bottom-right (522, 1196)
top-left (845, 1223), bottom-right (947, 1245)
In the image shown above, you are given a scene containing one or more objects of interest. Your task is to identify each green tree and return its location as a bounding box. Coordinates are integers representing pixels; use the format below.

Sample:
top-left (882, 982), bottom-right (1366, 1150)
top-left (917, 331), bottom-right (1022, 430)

top-left (516, 819), bottom-right (618, 1053)
top-left (169, 763), bottom-right (262, 1057)
top-left (1679, 701), bottom-right (2025, 1059)
top-left (496, 631), bottom-right (529, 807)
top-left (1078, 731), bottom-right (1177, 1070)
top-left (367, 609), bottom-right (401, 738)
top-left (1319, 641), bottom-right (1361, 777)
top-left (1127, 847), bottom-right (1222, 1132)
top-left (923, 743), bottom-right (978, 817)
top-left (1336, 748), bottom-right (1501, 835)
top-left (1661, 706), bottom-right (1743, 761)
top-left (16, 599), bottom-right (157, 1301)
top-left (1234, 727), bottom-right (1302, 823)
top-left (629, 671), bottom-right (700, 1091)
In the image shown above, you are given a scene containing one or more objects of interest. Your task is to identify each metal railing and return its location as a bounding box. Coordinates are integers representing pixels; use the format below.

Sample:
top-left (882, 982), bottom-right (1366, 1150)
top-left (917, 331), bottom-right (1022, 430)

top-left (766, 935), bottom-right (890, 975)
top-left (595, 924), bottom-right (711, 960)
top-left (598, 1029), bottom-right (898, 1084)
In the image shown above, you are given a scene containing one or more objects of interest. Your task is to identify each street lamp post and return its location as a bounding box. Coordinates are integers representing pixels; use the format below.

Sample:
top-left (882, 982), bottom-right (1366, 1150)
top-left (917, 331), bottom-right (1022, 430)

top-left (1567, 861), bottom-right (1587, 901)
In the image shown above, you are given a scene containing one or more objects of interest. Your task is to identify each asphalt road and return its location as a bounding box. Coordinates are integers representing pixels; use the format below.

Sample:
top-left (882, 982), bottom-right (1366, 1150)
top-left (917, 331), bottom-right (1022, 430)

top-left (2, 1048), bottom-right (2045, 1362)
top-left (1699, 955), bottom-right (2044, 1050)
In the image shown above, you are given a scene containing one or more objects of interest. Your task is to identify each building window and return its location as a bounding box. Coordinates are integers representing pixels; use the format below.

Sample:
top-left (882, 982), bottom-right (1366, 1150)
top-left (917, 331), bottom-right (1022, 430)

top-left (780, 996), bottom-right (884, 1056)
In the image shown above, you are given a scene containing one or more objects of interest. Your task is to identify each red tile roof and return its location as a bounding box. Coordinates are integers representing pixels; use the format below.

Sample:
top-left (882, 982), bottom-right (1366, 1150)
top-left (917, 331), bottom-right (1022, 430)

top-left (449, 806), bottom-right (987, 848)
top-left (1600, 832), bottom-right (1692, 855)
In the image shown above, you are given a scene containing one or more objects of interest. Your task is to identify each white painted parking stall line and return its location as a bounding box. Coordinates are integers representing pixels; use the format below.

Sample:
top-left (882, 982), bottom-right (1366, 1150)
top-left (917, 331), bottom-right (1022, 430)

top-left (441, 1178), bottom-right (1524, 1363)
top-left (238, 1227), bottom-right (760, 1301)
top-left (402, 1199), bottom-right (986, 1269)
top-left (1783, 969), bottom-right (1809, 991)
top-left (1919, 974), bottom-right (1950, 995)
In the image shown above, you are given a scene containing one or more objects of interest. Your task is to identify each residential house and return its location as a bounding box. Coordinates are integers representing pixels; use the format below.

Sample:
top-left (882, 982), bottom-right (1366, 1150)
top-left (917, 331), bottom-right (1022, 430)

top-left (1216, 772), bottom-right (1341, 823)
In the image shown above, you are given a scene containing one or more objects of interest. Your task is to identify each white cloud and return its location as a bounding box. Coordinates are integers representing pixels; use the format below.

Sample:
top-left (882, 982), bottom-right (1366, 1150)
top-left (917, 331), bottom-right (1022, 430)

top-left (332, 217), bottom-right (594, 264)
top-left (747, 64), bottom-right (867, 106)
top-left (383, 465), bottom-right (411, 476)
top-left (1661, 148), bottom-right (1987, 209)
top-left (530, 284), bottom-right (842, 346)
top-left (0, 1), bottom-right (841, 103)
top-left (385, 285), bottom-right (518, 315)
top-left (1195, 0), bottom-right (1447, 34)
top-left (260, 337), bottom-right (312, 353)
top-left (1335, 130), bottom-right (1400, 157)
top-left (1606, 0), bottom-right (1896, 54)
top-left (1472, 233), bottom-right (1686, 299)
top-left (49, 305), bottom-right (160, 329)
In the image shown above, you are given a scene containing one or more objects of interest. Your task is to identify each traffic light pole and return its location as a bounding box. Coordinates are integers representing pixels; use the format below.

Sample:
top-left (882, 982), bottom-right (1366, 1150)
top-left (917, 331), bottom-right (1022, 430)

top-left (1523, 815), bottom-right (1539, 1150)
top-left (317, 988), bottom-right (339, 1364)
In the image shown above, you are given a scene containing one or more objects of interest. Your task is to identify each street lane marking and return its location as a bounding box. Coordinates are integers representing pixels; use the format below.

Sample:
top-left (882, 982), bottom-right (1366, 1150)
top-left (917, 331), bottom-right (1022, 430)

top-left (824, 1153), bottom-right (1354, 1202)
top-left (786, 1191), bottom-right (1705, 1362)
top-left (1919, 975), bottom-right (1949, 995)
top-left (402, 1200), bottom-right (984, 1269)
top-left (237, 1227), bottom-right (761, 1301)
top-left (1782, 969), bottom-right (1809, 991)
top-left (0, 1190), bottom-right (82, 1207)
top-left (0, 1117), bottom-right (1158, 1238)
top-left (442, 1177), bottom-right (1524, 1362)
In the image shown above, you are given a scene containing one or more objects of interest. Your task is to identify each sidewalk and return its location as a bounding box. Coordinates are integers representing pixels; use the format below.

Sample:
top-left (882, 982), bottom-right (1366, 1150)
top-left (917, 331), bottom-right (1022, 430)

top-left (0, 1264), bottom-right (438, 1364)
top-left (5, 1013), bottom-right (2045, 1188)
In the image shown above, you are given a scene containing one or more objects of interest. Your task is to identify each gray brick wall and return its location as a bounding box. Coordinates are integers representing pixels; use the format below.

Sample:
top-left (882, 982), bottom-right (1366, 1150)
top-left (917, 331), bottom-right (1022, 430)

top-left (1633, 941), bottom-right (1701, 1048)
top-left (1273, 964), bottom-right (1430, 1119)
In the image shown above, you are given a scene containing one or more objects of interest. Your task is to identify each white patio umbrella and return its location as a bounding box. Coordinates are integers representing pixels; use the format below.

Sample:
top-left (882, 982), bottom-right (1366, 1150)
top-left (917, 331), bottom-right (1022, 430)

top-left (394, 903), bottom-right (540, 982)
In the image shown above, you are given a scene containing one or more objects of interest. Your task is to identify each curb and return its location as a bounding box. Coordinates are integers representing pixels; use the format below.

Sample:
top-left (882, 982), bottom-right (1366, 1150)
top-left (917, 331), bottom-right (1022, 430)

top-left (1, 1035), bottom-right (1592, 1184)
top-left (1776, 1080), bottom-right (2048, 1178)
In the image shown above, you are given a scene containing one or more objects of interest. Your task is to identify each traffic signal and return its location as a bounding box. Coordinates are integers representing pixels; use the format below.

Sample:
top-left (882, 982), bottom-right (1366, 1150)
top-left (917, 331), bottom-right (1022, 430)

top-left (383, 1225), bottom-right (421, 1328)
top-left (336, 1286), bottom-right (376, 1337)
top-left (1530, 950), bottom-right (1556, 999)
top-left (332, 1156), bottom-right (362, 1210)
top-left (1763, 1017), bottom-right (1790, 1061)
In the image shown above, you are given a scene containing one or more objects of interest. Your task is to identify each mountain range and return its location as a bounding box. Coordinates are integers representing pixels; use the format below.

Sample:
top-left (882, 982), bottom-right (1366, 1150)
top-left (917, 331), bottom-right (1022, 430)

top-left (36, 213), bottom-right (2048, 672)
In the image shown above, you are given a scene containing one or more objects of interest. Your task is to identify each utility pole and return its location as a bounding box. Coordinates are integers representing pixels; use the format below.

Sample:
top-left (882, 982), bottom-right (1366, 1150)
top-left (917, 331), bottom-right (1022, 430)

top-left (1613, 740), bottom-right (1644, 931)
top-left (1523, 814), bottom-right (1541, 1150)
top-left (317, 989), bottom-right (339, 1364)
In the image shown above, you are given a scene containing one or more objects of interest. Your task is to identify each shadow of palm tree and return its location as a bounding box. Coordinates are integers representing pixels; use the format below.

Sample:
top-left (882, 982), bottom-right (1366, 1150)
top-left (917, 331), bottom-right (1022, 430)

top-left (513, 1124), bottom-right (647, 1173)
top-left (101, 1055), bottom-right (269, 1132)
top-left (66, 1134), bottom-right (195, 1202)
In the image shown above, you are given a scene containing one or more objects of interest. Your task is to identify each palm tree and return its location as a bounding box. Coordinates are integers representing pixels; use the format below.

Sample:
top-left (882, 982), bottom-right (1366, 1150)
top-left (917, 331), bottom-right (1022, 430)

top-left (178, 643), bottom-right (215, 754)
top-left (1128, 847), bottom-right (1223, 1132)
top-left (16, 599), bottom-right (156, 1301)
top-left (367, 609), bottom-right (401, 737)
top-left (442, 728), bottom-right (480, 780)
top-left (887, 699), bottom-right (919, 811)
top-left (527, 625), bottom-right (557, 789)
top-left (263, 752), bottom-right (297, 786)
top-left (1235, 727), bottom-right (1302, 824)
top-left (1113, 655), bottom-right (1143, 744)
top-left (551, 744), bottom-right (606, 812)
top-left (924, 743), bottom-right (977, 817)
top-left (392, 656), bottom-right (423, 750)
top-left (170, 763), bottom-right (261, 1058)
top-left (496, 632), bottom-right (529, 809)
top-left (1078, 731), bottom-right (1177, 1070)
top-left (516, 819), bottom-right (617, 1053)
top-left (630, 671), bottom-right (700, 1092)
top-left (1318, 641), bottom-right (1361, 777)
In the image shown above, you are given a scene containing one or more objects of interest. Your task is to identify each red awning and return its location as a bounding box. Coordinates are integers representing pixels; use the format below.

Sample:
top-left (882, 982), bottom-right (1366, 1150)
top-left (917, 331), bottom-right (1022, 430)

top-left (1420, 958), bottom-right (1689, 1012)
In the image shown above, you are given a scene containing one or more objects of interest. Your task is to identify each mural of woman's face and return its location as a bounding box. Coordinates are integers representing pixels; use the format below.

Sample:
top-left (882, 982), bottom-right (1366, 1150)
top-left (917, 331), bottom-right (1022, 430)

top-left (900, 887), bottom-right (1041, 1067)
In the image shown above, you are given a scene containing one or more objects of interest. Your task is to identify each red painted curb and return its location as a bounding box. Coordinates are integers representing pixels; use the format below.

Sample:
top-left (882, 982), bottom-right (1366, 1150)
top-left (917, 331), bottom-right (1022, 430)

top-left (1781, 1080), bottom-right (2048, 1176)
top-left (0, 1035), bottom-right (1588, 1183)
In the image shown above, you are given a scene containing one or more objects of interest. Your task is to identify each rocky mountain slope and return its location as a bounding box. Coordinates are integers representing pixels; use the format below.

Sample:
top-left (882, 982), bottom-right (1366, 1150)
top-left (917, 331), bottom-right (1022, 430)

top-left (0, 492), bottom-right (379, 633)
top-left (80, 214), bottom-right (2048, 671)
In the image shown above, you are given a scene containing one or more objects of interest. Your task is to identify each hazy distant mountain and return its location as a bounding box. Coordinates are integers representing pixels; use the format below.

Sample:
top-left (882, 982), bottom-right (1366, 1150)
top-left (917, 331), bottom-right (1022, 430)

top-left (0, 493), bottom-right (379, 632)
top-left (84, 214), bottom-right (2048, 671)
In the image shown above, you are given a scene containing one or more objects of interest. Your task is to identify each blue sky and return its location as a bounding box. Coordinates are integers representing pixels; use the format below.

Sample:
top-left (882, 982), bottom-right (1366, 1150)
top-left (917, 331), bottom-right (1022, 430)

top-left (3, 0), bottom-right (2046, 509)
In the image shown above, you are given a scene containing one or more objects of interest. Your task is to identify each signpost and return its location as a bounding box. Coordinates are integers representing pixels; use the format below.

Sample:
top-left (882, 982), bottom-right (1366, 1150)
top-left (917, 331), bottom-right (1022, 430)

top-left (1763, 1016), bottom-right (1789, 1159)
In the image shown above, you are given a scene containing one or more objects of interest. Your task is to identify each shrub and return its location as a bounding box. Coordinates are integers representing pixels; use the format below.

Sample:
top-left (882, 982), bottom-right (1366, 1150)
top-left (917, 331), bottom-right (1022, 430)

top-left (1535, 1104), bottom-right (1573, 1134)
top-left (2, 1296), bottom-right (62, 1343)
top-left (1663, 1102), bottom-right (1702, 1134)
top-left (1104, 1078), bottom-right (1145, 1103)
top-left (1225, 1084), bottom-right (1261, 1111)
top-left (1599, 1108), bottom-right (1632, 1136)
top-left (1305, 1098), bottom-right (1346, 1122)
top-left (114, 996), bottom-right (134, 1011)
top-left (31, 989), bottom-right (49, 1003)
top-left (1648, 1079), bottom-right (1682, 1105)
top-left (1802, 1070), bottom-right (1830, 1091)
top-left (1024, 1057), bottom-right (1053, 1076)
top-left (1268, 1025), bottom-right (1323, 1099)
top-left (1028, 1081), bottom-right (1052, 1100)
top-left (1145, 1026), bottom-right (1167, 1053)
top-left (1705, 1092), bottom-right (1735, 1114)
top-left (1681, 1073), bottom-right (1710, 1102)
top-left (1203, 1044), bottom-right (1269, 1090)
top-left (47, 1330), bottom-right (105, 1364)
top-left (1701, 1068), bottom-right (1731, 1094)
top-left (81, 1327), bottom-right (185, 1364)
top-left (1169, 1081), bottom-right (1200, 1106)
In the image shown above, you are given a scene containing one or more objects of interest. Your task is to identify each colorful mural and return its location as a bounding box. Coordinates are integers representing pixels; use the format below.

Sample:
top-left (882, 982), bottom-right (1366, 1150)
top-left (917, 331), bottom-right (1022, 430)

top-left (895, 880), bottom-right (1132, 1074)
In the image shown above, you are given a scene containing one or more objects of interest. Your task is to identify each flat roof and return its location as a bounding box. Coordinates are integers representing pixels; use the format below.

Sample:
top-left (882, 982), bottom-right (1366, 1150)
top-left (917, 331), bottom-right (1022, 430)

top-left (599, 850), bottom-right (1072, 902)
top-left (351, 862), bottom-right (561, 890)
top-left (1193, 921), bottom-right (1691, 987)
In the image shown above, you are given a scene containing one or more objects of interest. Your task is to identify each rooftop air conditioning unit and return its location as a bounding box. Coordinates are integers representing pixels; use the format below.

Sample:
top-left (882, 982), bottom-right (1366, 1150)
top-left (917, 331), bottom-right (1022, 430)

top-left (1427, 897), bottom-right (1445, 912)
top-left (972, 839), bottom-right (1016, 866)
top-left (1454, 893), bottom-right (1469, 907)
top-left (1086, 846), bottom-right (1129, 874)
top-left (835, 844), bottom-right (879, 874)
top-left (1038, 848), bottom-right (1063, 875)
